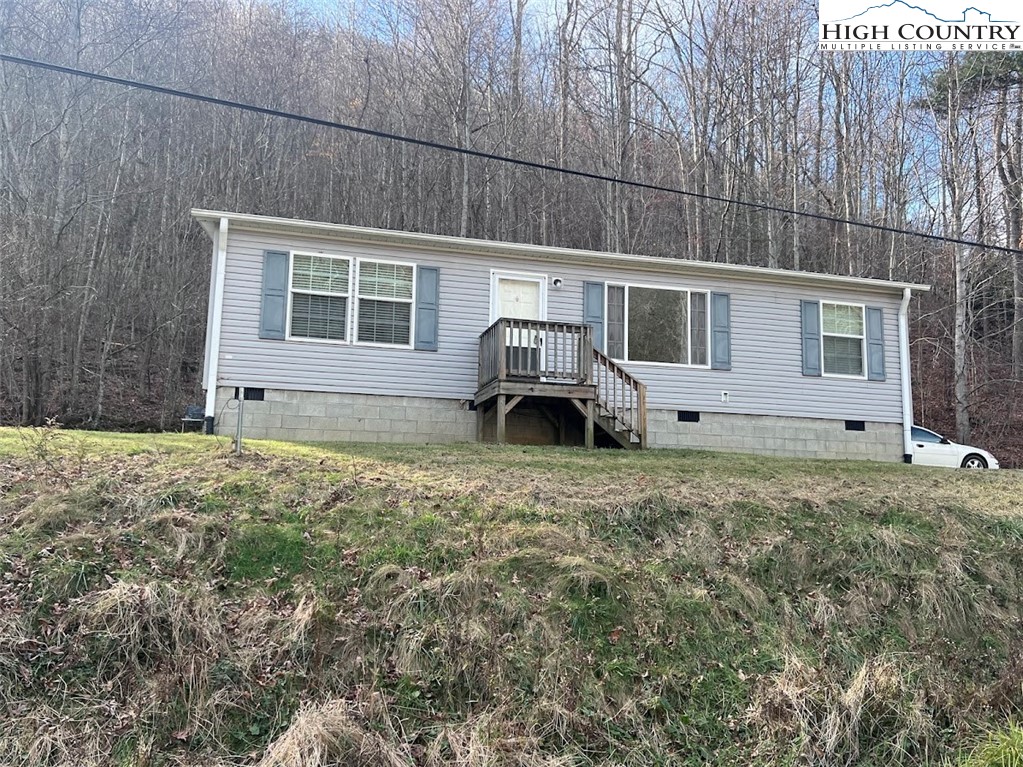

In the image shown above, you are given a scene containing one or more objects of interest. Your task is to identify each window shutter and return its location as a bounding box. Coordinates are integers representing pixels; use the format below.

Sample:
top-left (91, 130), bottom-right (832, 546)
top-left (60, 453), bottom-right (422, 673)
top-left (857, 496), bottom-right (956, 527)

top-left (710, 292), bottom-right (731, 370)
top-left (801, 300), bottom-right (822, 376)
top-left (414, 266), bottom-right (440, 351)
top-left (866, 306), bottom-right (885, 381)
top-left (583, 281), bottom-right (605, 352)
top-left (259, 250), bottom-right (289, 340)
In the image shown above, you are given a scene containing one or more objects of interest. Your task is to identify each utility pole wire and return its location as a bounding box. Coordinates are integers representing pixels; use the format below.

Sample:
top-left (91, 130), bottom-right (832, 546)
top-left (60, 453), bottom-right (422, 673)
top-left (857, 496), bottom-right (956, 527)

top-left (3, 52), bottom-right (1021, 256)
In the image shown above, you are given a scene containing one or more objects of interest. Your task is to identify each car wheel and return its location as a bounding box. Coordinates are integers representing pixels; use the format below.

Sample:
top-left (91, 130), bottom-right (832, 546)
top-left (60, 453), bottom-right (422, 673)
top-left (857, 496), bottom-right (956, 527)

top-left (961, 454), bottom-right (988, 469)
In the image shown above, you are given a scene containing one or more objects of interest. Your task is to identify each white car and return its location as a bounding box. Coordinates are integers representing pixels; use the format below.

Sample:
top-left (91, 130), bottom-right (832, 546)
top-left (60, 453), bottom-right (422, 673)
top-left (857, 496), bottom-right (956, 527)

top-left (911, 426), bottom-right (999, 469)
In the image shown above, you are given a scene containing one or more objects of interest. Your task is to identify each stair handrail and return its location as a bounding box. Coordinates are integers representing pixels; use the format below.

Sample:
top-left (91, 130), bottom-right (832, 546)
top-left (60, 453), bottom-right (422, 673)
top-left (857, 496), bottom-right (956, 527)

top-left (592, 348), bottom-right (647, 446)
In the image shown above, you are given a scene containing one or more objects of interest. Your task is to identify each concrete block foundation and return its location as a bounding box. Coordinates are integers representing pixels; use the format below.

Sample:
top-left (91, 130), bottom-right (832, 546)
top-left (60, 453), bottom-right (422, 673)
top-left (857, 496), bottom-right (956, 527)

top-left (647, 410), bottom-right (903, 461)
top-left (214, 388), bottom-right (476, 444)
top-left (213, 387), bottom-right (903, 461)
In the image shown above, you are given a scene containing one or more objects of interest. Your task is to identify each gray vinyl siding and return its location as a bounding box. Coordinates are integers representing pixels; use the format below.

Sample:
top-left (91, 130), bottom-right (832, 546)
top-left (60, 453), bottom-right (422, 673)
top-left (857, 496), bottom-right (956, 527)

top-left (215, 228), bottom-right (906, 423)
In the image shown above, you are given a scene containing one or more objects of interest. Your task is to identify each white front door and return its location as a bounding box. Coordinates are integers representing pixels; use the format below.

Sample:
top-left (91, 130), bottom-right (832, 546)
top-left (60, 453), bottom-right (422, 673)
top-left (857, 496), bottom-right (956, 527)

top-left (493, 275), bottom-right (544, 322)
top-left (491, 272), bottom-right (547, 375)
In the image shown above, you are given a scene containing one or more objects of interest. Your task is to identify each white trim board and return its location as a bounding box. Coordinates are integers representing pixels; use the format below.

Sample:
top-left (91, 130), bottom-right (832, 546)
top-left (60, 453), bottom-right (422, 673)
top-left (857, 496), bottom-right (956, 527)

top-left (820, 300), bottom-right (868, 380)
top-left (204, 216), bottom-right (229, 419)
top-left (489, 270), bottom-right (548, 323)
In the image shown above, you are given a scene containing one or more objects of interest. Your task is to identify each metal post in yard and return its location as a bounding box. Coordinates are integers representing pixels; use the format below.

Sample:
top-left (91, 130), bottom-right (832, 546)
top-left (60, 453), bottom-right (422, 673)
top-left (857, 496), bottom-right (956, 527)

top-left (234, 386), bottom-right (244, 456)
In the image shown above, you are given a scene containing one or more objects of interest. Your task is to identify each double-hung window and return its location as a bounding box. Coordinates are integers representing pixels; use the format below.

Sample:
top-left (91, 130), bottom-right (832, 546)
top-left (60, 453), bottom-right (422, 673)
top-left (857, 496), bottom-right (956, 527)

top-left (606, 284), bottom-right (710, 366)
top-left (289, 253), bottom-right (351, 341)
top-left (287, 254), bottom-right (415, 346)
top-left (356, 261), bottom-right (414, 345)
top-left (821, 302), bottom-right (865, 377)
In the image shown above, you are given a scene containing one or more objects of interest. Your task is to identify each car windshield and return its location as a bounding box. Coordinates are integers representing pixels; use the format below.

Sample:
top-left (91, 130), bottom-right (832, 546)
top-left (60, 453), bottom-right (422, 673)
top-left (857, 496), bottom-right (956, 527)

top-left (911, 427), bottom-right (943, 444)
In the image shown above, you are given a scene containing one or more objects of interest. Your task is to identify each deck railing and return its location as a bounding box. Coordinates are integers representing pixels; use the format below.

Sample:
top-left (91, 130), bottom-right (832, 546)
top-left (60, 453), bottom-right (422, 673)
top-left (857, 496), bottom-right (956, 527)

top-left (477, 319), bottom-right (647, 448)
top-left (592, 347), bottom-right (648, 448)
top-left (478, 319), bottom-right (593, 388)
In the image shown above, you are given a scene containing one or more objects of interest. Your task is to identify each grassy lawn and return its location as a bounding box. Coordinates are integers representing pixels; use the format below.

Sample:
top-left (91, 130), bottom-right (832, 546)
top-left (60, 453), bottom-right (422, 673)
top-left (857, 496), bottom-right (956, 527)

top-left (1, 426), bottom-right (1021, 766)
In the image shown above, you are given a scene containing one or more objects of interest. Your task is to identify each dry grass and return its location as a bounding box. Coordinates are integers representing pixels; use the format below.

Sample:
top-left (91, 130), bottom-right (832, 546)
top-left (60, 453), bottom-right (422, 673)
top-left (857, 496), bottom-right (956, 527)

top-left (424, 712), bottom-right (581, 767)
top-left (1, 430), bottom-right (1022, 766)
top-left (286, 588), bottom-right (330, 647)
top-left (11, 496), bottom-right (73, 534)
top-left (137, 508), bottom-right (226, 563)
top-left (77, 579), bottom-right (222, 669)
top-left (258, 699), bottom-right (411, 767)
top-left (0, 612), bottom-right (30, 689)
top-left (749, 653), bottom-right (934, 765)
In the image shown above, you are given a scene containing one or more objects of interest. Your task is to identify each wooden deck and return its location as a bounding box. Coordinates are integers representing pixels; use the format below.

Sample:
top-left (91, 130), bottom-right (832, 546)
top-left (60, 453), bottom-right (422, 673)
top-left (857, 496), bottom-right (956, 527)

top-left (475, 318), bottom-right (647, 449)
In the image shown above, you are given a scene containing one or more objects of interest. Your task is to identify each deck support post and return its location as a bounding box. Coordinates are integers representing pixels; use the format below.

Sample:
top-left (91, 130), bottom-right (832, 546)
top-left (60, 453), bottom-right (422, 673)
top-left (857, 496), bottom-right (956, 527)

top-left (585, 399), bottom-right (594, 449)
top-left (496, 394), bottom-right (507, 444)
top-left (476, 404), bottom-right (486, 443)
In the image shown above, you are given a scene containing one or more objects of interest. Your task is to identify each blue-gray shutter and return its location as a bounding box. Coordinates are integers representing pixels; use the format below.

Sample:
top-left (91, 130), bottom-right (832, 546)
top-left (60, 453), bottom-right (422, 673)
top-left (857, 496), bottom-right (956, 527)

top-left (259, 250), bottom-right (289, 340)
top-left (710, 292), bottom-right (731, 370)
top-left (583, 281), bottom-right (605, 352)
top-left (866, 306), bottom-right (885, 381)
top-left (414, 266), bottom-right (440, 351)
top-left (801, 300), bottom-right (821, 377)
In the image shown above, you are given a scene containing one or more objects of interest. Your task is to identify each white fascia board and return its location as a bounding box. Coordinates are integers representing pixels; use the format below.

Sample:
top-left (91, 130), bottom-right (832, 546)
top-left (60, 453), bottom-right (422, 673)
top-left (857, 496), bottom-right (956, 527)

top-left (204, 216), bottom-right (229, 419)
top-left (190, 209), bottom-right (931, 296)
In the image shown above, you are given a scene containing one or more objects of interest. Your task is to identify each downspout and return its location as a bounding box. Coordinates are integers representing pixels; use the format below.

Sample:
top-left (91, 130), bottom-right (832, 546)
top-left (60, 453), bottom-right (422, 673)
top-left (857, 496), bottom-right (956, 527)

top-left (200, 224), bottom-right (219, 395)
top-left (204, 216), bottom-right (229, 433)
top-left (898, 287), bottom-right (913, 463)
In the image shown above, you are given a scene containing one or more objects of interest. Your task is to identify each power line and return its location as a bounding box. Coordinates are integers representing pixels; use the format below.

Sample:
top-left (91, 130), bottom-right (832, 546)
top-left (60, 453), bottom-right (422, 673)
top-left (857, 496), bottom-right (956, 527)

top-left (2, 52), bottom-right (1021, 256)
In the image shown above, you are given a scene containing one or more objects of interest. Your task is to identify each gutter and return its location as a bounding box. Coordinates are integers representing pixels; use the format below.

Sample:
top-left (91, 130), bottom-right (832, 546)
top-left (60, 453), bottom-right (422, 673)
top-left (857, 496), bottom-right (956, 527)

top-left (898, 287), bottom-right (914, 463)
top-left (203, 216), bottom-right (229, 432)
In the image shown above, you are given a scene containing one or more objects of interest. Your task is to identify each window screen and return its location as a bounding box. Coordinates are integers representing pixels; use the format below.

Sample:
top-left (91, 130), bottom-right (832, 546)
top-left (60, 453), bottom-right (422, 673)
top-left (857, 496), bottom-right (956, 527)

top-left (292, 254), bottom-right (349, 293)
top-left (822, 303), bottom-right (864, 376)
top-left (290, 294), bottom-right (348, 341)
top-left (356, 261), bottom-right (414, 345)
top-left (358, 299), bottom-right (411, 345)
top-left (359, 261), bottom-right (413, 300)
top-left (289, 253), bottom-right (351, 341)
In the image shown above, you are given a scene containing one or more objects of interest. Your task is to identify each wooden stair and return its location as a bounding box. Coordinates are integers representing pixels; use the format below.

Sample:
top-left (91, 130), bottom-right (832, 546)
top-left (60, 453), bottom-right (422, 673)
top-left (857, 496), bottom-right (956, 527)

top-left (475, 318), bottom-right (647, 449)
top-left (592, 348), bottom-right (647, 449)
top-left (595, 408), bottom-right (640, 449)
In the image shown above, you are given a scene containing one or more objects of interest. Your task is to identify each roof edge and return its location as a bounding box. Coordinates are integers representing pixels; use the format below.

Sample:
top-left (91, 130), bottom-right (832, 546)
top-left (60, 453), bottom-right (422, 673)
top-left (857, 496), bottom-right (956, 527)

top-left (191, 209), bottom-right (931, 294)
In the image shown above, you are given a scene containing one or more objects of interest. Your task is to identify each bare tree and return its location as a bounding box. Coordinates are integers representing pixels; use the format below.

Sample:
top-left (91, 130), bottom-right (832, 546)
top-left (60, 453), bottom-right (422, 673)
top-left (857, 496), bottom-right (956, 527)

top-left (0, 0), bottom-right (1020, 459)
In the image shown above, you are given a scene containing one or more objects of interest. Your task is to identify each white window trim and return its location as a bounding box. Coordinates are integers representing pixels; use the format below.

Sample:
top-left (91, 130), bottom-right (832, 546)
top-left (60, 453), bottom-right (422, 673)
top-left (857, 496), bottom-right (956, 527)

top-left (608, 282), bottom-right (711, 369)
top-left (285, 250), bottom-right (353, 345)
top-left (284, 251), bottom-right (417, 349)
top-left (820, 301), bottom-right (867, 380)
top-left (352, 256), bottom-right (417, 349)
top-left (489, 270), bottom-right (548, 323)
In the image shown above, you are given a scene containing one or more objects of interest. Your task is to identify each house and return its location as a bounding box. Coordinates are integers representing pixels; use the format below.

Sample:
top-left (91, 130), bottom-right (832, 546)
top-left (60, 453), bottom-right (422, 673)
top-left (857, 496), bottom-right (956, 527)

top-left (193, 209), bottom-right (930, 461)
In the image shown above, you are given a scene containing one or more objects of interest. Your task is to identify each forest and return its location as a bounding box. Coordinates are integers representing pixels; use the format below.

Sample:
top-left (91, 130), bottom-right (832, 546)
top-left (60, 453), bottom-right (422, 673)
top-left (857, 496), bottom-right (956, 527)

top-left (1, 0), bottom-right (1022, 462)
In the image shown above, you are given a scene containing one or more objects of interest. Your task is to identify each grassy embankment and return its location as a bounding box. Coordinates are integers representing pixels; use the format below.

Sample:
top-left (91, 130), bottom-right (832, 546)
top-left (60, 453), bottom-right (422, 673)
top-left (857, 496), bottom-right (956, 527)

top-left (1, 427), bottom-right (1022, 766)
